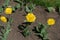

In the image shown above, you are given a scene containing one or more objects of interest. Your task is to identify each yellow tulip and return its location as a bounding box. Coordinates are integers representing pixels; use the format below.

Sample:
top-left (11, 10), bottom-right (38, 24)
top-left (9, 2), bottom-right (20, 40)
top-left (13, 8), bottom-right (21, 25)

top-left (26, 13), bottom-right (36, 22)
top-left (47, 18), bottom-right (55, 25)
top-left (0, 16), bottom-right (7, 23)
top-left (5, 6), bottom-right (12, 14)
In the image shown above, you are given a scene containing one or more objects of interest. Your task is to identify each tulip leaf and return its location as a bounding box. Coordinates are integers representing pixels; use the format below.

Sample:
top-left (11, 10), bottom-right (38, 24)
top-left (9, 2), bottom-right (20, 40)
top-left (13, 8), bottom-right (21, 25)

top-left (0, 6), bottom-right (3, 13)
top-left (15, 4), bottom-right (21, 9)
top-left (8, 18), bottom-right (13, 24)
top-left (25, 6), bottom-right (31, 12)
top-left (3, 0), bottom-right (10, 7)
top-left (14, 0), bottom-right (22, 3)
top-left (47, 7), bottom-right (55, 12)
top-left (29, 3), bottom-right (35, 10)
top-left (25, 3), bottom-right (35, 13)
top-left (18, 25), bottom-right (25, 30)
top-left (12, 7), bottom-right (16, 11)
top-left (35, 26), bottom-right (40, 32)
top-left (36, 33), bottom-right (43, 37)
top-left (23, 27), bottom-right (30, 37)
top-left (0, 22), bottom-right (11, 40)
top-left (35, 23), bottom-right (49, 40)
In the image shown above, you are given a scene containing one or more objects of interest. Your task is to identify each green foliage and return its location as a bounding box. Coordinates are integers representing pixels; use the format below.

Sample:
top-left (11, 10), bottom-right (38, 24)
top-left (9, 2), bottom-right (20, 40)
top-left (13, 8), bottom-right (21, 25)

top-left (23, 27), bottom-right (30, 37)
top-left (35, 23), bottom-right (49, 40)
top-left (47, 7), bottom-right (55, 12)
top-left (55, 0), bottom-right (60, 6)
top-left (14, 0), bottom-right (36, 12)
top-left (55, 0), bottom-right (60, 13)
top-left (2, 22), bottom-right (11, 40)
top-left (0, 22), bottom-right (11, 40)
top-left (33, 0), bottom-right (56, 7)
top-left (25, 0), bottom-right (55, 7)
top-left (23, 0), bottom-right (59, 12)
top-left (15, 4), bottom-right (21, 9)
top-left (12, 7), bottom-right (16, 12)
top-left (8, 18), bottom-right (13, 24)
top-left (0, 6), bottom-right (3, 13)
top-left (25, 0), bottom-right (58, 12)
top-left (14, 0), bottom-right (22, 3)
top-left (3, 0), bottom-right (10, 7)
top-left (13, 0), bottom-right (22, 11)
top-left (0, 0), bottom-right (10, 13)
top-left (25, 0), bottom-right (33, 3)
top-left (0, 17), bottom-right (13, 40)
top-left (19, 22), bottom-right (31, 37)
top-left (25, 6), bottom-right (31, 13)
top-left (25, 3), bottom-right (35, 13)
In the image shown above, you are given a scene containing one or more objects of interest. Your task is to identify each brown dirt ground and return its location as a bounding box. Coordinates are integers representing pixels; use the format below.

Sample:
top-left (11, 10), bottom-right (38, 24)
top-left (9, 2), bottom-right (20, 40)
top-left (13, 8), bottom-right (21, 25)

top-left (0, 0), bottom-right (60, 40)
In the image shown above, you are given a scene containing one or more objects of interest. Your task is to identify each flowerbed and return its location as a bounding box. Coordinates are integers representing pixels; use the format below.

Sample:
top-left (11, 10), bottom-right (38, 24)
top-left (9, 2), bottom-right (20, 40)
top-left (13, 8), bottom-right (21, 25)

top-left (0, 0), bottom-right (60, 40)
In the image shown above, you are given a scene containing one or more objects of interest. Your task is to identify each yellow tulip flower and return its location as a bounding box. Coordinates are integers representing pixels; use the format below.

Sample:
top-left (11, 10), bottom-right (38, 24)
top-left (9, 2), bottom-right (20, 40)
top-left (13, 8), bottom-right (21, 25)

top-left (47, 18), bottom-right (55, 25)
top-left (0, 16), bottom-right (7, 23)
top-left (5, 6), bottom-right (12, 14)
top-left (26, 13), bottom-right (36, 22)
